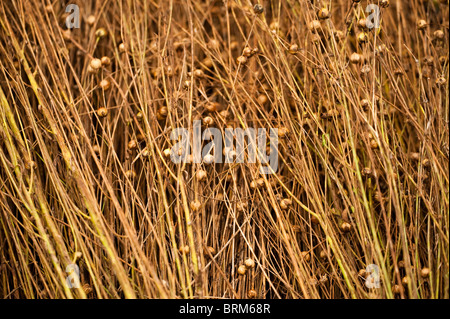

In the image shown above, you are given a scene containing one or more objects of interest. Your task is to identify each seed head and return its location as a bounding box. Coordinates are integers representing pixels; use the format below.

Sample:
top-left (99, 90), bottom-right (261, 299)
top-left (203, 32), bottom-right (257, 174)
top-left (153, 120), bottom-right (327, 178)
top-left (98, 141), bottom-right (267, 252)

top-left (380, 0), bottom-right (390, 8)
top-left (101, 56), bottom-right (111, 66)
top-left (163, 148), bottom-right (171, 157)
top-left (96, 107), bottom-right (108, 118)
top-left (90, 58), bottom-right (102, 70)
top-left (118, 42), bottom-right (126, 53)
top-left (236, 55), bottom-right (248, 65)
top-left (420, 267), bottom-right (430, 278)
top-left (288, 44), bottom-right (299, 54)
top-left (340, 221), bottom-right (352, 232)
top-left (350, 52), bottom-right (362, 64)
top-left (357, 32), bottom-right (369, 43)
top-left (317, 8), bottom-right (330, 20)
top-left (190, 200), bottom-right (201, 211)
top-left (434, 30), bottom-right (445, 40)
top-left (86, 15), bottom-right (96, 26)
top-left (280, 198), bottom-right (292, 210)
top-left (125, 170), bottom-right (136, 179)
top-left (99, 79), bottom-right (111, 91)
top-left (417, 20), bottom-right (427, 30)
top-left (179, 245), bottom-right (190, 254)
top-left (196, 170), bottom-right (207, 181)
top-left (237, 265), bottom-right (247, 276)
top-left (247, 289), bottom-right (257, 298)
top-left (308, 20), bottom-right (321, 33)
top-left (205, 102), bottom-right (219, 112)
top-left (95, 27), bottom-right (108, 38)
top-left (244, 258), bottom-right (255, 269)
top-left (253, 4), bottom-right (264, 14)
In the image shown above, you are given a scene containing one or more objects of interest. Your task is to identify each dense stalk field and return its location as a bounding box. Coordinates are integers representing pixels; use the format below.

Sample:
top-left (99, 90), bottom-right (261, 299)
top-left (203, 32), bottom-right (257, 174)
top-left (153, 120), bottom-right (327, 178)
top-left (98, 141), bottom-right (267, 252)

top-left (0, 0), bottom-right (448, 299)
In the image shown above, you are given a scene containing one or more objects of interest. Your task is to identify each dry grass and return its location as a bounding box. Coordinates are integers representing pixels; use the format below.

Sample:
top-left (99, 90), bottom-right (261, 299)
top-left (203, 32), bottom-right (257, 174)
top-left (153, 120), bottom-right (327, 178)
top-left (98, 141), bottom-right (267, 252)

top-left (0, 0), bottom-right (448, 299)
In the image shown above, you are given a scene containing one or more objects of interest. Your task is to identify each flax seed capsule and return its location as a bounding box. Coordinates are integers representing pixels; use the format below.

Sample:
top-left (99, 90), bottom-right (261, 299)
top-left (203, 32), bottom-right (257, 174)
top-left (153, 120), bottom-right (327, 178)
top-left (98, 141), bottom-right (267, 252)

top-left (237, 265), bottom-right (247, 276)
top-left (190, 200), bottom-right (201, 211)
top-left (96, 107), bottom-right (108, 118)
top-left (244, 258), bottom-right (255, 269)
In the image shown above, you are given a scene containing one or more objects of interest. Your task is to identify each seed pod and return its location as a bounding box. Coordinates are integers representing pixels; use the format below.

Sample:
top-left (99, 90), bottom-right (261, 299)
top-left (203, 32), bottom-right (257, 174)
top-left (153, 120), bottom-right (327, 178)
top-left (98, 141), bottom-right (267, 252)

top-left (128, 139), bottom-right (138, 150)
top-left (237, 265), bottom-right (247, 276)
top-left (92, 144), bottom-right (101, 155)
top-left (96, 107), bottom-right (108, 118)
top-left (350, 52), bottom-right (362, 64)
top-left (361, 167), bottom-right (373, 177)
top-left (205, 102), bottom-right (219, 112)
top-left (420, 267), bottom-right (430, 278)
top-left (158, 106), bottom-right (168, 117)
top-left (125, 170), bottom-right (136, 179)
top-left (142, 148), bottom-right (150, 158)
top-left (340, 221), bottom-right (351, 232)
top-left (310, 214), bottom-right (320, 224)
top-left (380, 0), bottom-right (389, 8)
top-left (190, 69), bottom-right (203, 79)
top-left (434, 29), bottom-right (445, 40)
top-left (409, 152), bottom-right (420, 161)
top-left (243, 47), bottom-right (253, 57)
top-left (417, 20), bottom-right (427, 30)
top-left (247, 289), bottom-right (257, 298)
top-left (361, 99), bottom-right (370, 110)
top-left (62, 29), bottom-right (71, 41)
top-left (203, 154), bottom-right (214, 164)
top-left (244, 258), bottom-right (255, 269)
top-left (317, 8), bottom-right (330, 20)
top-left (196, 170), bottom-right (207, 181)
top-left (202, 57), bottom-right (213, 69)
top-left (236, 55), bottom-right (248, 64)
top-left (101, 56), bottom-right (111, 66)
top-left (288, 44), bottom-right (299, 54)
top-left (99, 79), bottom-right (111, 91)
top-left (301, 251), bottom-right (311, 262)
top-left (436, 77), bottom-right (446, 87)
top-left (393, 284), bottom-right (403, 294)
top-left (190, 200), bottom-right (201, 211)
top-left (253, 4), bottom-right (264, 14)
top-left (237, 202), bottom-right (248, 212)
top-left (280, 198), bottom-right (292, 210)
top-left (208, 39), bottom-right (220, 50)
top-left (257, 94), bottom-right (268, 105)
top-left (278, 126), bottom-right (289, 138)
top-left (370, 139), bottom-right (379, 149)
top-left (308, 20), bottom-right (321, 33)
top-left (95, 27), bottom-right (108, 38)
top-left (204, 246), bottom-right (216, 256)
top-left (357, 32), bottom-right (369, 43)
top-left (394, 68), bottom-right (404, 76)
top-left (82, 283), bottom-right (93, 295)
top-left (319, 250), bottom-right (327, 260)
top-left (357, 18), bottom-right (368, 30)
top-left (358, 269), bottom-right (368, 278)
top-left (183, 80), bottom-right (191, 90)
top-left (118, 42), bottom-right (126, 53)
top-left (401, 276), bottom-right (409, 286)
top-left (332, 30), bottom-right (344, 42)
top-left (203, 116), bottom-right (214, 126)
top-left (90, 58), bottom-right (102, 70)
top-left (163, 148), bottom-right (171, 157)
top-left (179, 245), bottom-right (190, 254)
top-left (86, 15), bottom-right (96, 26)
